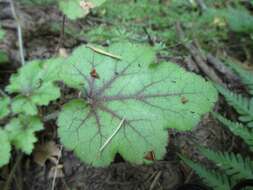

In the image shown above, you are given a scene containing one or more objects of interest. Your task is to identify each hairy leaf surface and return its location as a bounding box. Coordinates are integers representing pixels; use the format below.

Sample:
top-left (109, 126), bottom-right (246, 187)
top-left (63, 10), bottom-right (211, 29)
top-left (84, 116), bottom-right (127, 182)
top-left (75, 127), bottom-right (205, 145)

top-left (6, 59), bottom-right (62, 115)
top-left (0, 97), bottom-right (10, 119)
top-left (5, 115), bottom-right (43, 154)
top-left (58, 43), bottom-right (217, 166)
top-left (0, 129), bottom-right (11, 167)
top-left (59, 0), bottom-right (106, 20)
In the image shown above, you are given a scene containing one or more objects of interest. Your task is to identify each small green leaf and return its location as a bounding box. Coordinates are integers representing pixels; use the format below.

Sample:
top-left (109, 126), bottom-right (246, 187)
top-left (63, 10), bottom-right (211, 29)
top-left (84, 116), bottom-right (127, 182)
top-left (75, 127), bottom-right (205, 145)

top-left (11, 96), bottom-right (38, 116)
top-left (0, 97), bottom-right (10, 119)
top-left (6, 60), bottom-right (61, 115)
top-left (5, 115), bottom-right (43, 154)
top-left (58, 43), bottom-right (217, 166)
top-left (59, 0), bottom-right (106, 20)
top-left (0, 129), bottom-right (11, 167)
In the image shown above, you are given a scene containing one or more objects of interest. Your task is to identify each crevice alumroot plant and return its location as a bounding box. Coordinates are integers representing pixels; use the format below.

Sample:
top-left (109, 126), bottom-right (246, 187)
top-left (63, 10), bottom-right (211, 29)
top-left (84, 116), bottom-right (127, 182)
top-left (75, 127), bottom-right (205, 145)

top-left (0, 0), bottom-right (218, 168)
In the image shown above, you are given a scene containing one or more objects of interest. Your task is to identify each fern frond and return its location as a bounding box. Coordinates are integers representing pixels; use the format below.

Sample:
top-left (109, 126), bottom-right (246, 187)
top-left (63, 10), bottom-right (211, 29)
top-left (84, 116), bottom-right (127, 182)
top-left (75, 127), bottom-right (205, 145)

top-left (198, 147), bottom-right (253, 180)
top-left (225, 60), bottom-right (253, 96)
top-left (215, 85), bottom-right (253, 128)
top-left (213, 112), bottom-right (253, 151)
top-left (179, 155), bottom-right (231, 190)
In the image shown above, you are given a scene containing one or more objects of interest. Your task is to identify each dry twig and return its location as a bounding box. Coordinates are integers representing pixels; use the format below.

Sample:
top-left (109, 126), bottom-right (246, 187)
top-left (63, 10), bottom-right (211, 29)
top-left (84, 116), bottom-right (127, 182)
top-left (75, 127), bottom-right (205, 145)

top-left (8, 0), bottom-right (25, 65)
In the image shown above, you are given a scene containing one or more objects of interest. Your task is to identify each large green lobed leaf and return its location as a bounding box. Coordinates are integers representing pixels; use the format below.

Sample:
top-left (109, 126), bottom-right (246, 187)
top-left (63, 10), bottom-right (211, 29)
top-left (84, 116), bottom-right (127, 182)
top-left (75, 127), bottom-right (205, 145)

top-left (58, 43), bottom-right (217, 166)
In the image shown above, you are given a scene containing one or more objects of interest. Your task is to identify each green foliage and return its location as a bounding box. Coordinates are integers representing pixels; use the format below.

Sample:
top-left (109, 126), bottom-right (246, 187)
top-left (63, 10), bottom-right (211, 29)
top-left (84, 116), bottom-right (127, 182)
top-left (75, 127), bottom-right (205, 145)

top-left (5, 115), bottom-right (43, 154)
top-left (19, 0), bottom-right (106, 20)
top-left (203, 7), bottom-right (253, 34)
top-left (0, 129), bottom-right (11, 167)
top-left (199, 147), bottom-right (253, 180)
top-left (213, 113), bottom-right (253, 151)
top-left (6, 59), bottom-right (62, 115)
top-left (89, 0), bottom-right (186, 45)
top-left (0, 97), bottom-right (10, 119)
top-left (57, 42), bottom-right (217, 166)
top-left (180, 155), bottom-right (231, 190)
top-left (225, 60), bottom-right (253, 96)
top-left (225, 8), bottom-right (253, 34)
top-left (215, 85), bottom-right (253, 128)
top-left (85, 25), bottom-right (137, 43)
top-left (85, 0), bottom-right (253, 55)
top-left (59, 0), bottom-right (106, 20)
top-left (181, 61), bottom-right (253, 189)
top-left (181, 146), bottom-right (253, 190)
top-left (2, 0), bottom-right (251, 173)
top-left (0, 41), bottom-right (217, 168)
top-left (0, 115), bottom-right (43, 167)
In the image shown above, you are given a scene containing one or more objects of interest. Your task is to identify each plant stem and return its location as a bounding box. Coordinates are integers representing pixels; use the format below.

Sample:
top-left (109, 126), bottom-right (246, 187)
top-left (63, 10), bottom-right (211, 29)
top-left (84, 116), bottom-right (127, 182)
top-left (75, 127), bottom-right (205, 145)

top-left (58, 15), bottom-right (66, 49)
top-left (9, 0), bottom-right (25, 65)
top-left (51, 145), bottom-right (63, 190)
top-left (3, 153), bottom-right (23, 190)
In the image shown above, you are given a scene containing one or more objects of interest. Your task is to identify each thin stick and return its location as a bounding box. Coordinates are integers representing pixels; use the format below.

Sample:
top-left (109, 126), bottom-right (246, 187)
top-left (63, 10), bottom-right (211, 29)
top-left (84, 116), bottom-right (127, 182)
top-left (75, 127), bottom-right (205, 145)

top-left (149, 171), bottom-right (162, 190)
top-left (51, 145), bottom-right (63, 190)
top-left (86, 45), bottom-right (122, 60)
top-left (3, 153), bottom-right (23, 190)
top-left (99, 118), bottom-right (125, 152)
top-left (58, 15), bottom-right (66, 49)
top-left (9, 0), bottom-right (25, 65)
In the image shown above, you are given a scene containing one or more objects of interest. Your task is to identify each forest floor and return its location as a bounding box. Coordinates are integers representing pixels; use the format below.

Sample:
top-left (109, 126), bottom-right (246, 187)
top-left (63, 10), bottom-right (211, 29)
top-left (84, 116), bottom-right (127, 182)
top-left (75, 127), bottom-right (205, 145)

top-left (0, 0), bottom-right (252, 190)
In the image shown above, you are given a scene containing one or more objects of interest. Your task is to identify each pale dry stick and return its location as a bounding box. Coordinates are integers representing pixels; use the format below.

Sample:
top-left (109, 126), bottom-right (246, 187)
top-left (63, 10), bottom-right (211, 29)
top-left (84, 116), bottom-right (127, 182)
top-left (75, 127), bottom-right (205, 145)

top-left (99, 118), bottom-right (125, 152)
top-left (8, 0), bottom-right (25, 65)
top-left (86, 44), bottom-right (122, 60)
top-left (51, 145), bottom-right (63, 190)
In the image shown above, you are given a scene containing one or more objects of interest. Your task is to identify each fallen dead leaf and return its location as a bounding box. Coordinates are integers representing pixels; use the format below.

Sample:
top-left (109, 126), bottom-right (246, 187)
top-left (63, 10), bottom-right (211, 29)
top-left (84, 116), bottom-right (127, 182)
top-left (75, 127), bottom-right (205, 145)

top-left (59, 48), bottom-right (68, 58)
top-left (48, 165), bottom-right (64, 179)
top-left (33, 141), bottom-right (61, 166)
top-left (80, 0), bottom-right (95, 11)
